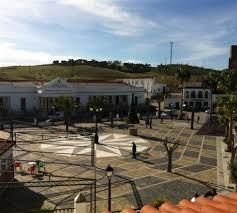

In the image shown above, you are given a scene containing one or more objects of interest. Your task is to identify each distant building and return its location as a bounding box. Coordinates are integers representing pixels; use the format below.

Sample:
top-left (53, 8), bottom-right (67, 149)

top-left (229, 45), bottom-right (237, 69)
top-left (0, 78), bottom-right (145, 116)
top-left (120, 78), bottom-right (168, 96)
top-left (182, 82), bottom-right (211, 111)
top-left (0, 138), bottom-right (14, 191)
top-left (164, 82), bottom-right (211, 111)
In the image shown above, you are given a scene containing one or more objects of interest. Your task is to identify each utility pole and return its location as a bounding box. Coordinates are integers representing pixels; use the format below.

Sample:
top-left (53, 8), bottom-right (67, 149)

top-left (170, 42), bottom-right (173, 65)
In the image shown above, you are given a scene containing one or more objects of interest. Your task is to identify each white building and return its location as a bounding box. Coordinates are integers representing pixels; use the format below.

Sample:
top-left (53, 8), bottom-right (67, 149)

top-left (0, 78), bottom-right (145, 116)
top-left (121, 78), bottom-right (167, 96)
top-left (164, 82), bottom-right (212, 111)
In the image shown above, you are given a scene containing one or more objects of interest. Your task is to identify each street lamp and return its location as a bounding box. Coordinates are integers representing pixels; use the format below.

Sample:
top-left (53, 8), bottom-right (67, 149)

top-left (51, 106), bottom-right (55, 126)
top-left (205, 109), bottom-right (211, 128)
top-left (170, 103), bottom-right (173, 120)
top-left (90, 107), bottom-right (103, 144)
top-left (183, 104), bottom-right (187, 121)
top-left (106, 164), bottom-right (113, 212)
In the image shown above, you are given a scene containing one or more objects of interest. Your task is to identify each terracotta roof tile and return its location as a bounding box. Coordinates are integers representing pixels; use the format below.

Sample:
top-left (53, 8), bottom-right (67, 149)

top-left (102, 192), bottom-right (237, 213)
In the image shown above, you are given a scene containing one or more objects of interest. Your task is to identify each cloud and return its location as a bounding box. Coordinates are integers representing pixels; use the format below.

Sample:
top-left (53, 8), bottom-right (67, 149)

top-left (0, 42), bottom-right (79, 66)
top-left (58, 0), bottom-right (158, 36)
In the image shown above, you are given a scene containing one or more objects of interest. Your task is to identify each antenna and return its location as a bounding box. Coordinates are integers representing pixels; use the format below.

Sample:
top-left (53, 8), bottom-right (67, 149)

top-left (170, 42), bottom-right (173, 65)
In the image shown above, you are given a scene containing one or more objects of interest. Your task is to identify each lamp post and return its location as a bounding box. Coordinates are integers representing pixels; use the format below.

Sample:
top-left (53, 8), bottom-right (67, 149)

top-left (106, 164), bottom-right (113, 212)
top-left (191, 106), bottom-right (195, 129)
top-left (183, 104), bottom-right (187, 121)
top-left (170, 103), bottom-right (173, 120)
top-left (51, 106), bottom-right (55, 126)
top-left (90, 107), bottom-right (102, 144)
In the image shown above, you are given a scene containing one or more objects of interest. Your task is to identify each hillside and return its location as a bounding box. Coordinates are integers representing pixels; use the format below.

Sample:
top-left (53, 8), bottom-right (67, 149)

top-left (0, 64), bottom-right (218, 91)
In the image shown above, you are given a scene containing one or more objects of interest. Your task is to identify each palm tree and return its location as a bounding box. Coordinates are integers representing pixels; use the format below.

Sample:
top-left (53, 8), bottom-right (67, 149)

top-left (176, 68), bottom-right (191, 119)
top-left (155, 94), bottom-right (164, 119)
top-left (217, 97), bottom-right (230, 146)
top-left (217, 95), bottom-right (237, 156)
top-left (218, 70), bottom-right (237, 95)
top-left (55, 96), bottom-right (77, 132)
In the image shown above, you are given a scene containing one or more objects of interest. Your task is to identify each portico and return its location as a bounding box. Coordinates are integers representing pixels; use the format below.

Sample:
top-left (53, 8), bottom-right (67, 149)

top-left (0, 78), bottom-right (145, 116)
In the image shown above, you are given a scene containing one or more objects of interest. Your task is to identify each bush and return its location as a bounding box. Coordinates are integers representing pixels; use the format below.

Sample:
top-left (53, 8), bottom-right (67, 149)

top-left (151, 198), bottom-right (166, 208)
top-left (230, 160), bottom-right (237, 186)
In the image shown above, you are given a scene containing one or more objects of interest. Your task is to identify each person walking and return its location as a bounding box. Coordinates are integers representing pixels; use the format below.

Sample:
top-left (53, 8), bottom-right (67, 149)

top-left (197, 115), bottom-right (200, 124)
top-left (145, 117), bottom-right (149, 128)
top-left (132, 142), bottom-right (137, 159)
top-left (149, 116), bottom-right (152, 129)
top-left (161, 114), bottom-right (164, 123)
top-left (187, 115), bottom-right (189, 123)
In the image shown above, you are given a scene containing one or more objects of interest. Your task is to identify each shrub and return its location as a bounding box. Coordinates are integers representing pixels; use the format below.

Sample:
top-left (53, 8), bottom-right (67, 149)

top-left (151, 198), bottom-right (166, 208)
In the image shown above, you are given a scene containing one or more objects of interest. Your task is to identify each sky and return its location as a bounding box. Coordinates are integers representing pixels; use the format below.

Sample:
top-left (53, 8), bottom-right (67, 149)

top-left (0, 0), bottom-right (236, 70)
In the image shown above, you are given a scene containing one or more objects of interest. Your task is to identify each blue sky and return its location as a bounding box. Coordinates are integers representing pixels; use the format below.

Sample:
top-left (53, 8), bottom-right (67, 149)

top-left (0, 0), bottom-right (236, 69)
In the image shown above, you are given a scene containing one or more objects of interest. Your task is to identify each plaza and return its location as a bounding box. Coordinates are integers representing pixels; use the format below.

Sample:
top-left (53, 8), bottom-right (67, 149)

top-left (0, 115), bottom-right (224, 213)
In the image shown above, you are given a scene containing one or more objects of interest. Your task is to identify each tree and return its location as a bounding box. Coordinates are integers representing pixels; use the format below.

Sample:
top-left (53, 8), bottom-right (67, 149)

top-left (203, 72), bottom-right (221, 94)
top-left (127, 94), bottom-right (139, 124)
top-left (230, 160), bottom-right (237, 191)
top-left (153, 94), bottom-right (164, 119)
top-left (217, 95), bottom-right (237, 156)
top-left (176, 68), bottom-right (191, 119)
top-left (162, 137), bottom-right (180, 172)
top-left (218, 70), bottom-right (237, 95)
top-left (55, 96), bottom-right (76, 132)
top-left (53, 60), bottom-right (59, 65)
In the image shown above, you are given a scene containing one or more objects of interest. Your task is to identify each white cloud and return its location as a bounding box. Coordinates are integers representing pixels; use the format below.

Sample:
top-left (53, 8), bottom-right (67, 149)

top-left (58, 0), bottom-right (158, 36)
top-left (0, 42), bottom-right (79, 66)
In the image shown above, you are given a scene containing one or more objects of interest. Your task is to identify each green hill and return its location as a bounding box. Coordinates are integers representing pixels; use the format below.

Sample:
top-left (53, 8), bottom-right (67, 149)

top-left (0, 64), bottom-right (218, 91)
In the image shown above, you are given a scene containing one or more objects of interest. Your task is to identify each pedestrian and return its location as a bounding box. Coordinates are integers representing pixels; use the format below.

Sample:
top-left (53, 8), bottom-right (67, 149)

top-left (149, 116), bottom-right (152, 129)
top-left (132, 142), bottom-right (137, 159)
top-left (197, 115), bottom-right (200, 124)
top-left (191, 193), bottom-right (199, 202)
top-left (145, 117), bottom-right (149, 128)
top-left (161, 114), bottom-right (163, 123)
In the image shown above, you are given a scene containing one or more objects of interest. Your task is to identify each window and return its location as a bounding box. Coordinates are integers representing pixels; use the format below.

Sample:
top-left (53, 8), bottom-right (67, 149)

top-left (203, 102), bottom-right (208, 106)
top-left (198, 91), bottom-right (203, 99)
top-left (205, 91), bottom-right (209, 99)
top-left (191, 91), bottom-right (196, 99)
top-left (21, 98), bottom-right (26, 111)
top-left (189, 101), bottom-right (194, 106)
top-left (123, 96), bottom-right (127, 102)
top-left (185, 91), bottom-right (189, 99)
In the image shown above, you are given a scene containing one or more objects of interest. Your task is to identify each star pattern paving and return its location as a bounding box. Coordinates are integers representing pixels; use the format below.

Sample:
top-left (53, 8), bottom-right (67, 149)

top-left (40, 133), bottom-right (149, 158)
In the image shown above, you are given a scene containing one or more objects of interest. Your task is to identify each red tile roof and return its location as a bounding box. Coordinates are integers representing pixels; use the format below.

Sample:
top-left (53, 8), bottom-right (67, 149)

top-left (102, 192), bottom-right (237, 213)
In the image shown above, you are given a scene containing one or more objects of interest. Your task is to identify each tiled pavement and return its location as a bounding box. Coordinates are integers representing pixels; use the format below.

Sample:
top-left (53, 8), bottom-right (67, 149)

top-left (2, 118), bottom-right (222, 212)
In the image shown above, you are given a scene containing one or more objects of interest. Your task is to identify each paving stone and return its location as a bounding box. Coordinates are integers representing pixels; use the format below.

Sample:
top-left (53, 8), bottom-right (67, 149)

top-left (137, 179), bottom-right (209, 204)
top-left (200, 156), bottom-right (217, 166)
top-left (152, 163), bottom-right (182, 171)
top-left (183, 150), bottom-right (199, 158)
top-left (181, 164), bottom-right (213, 173)
top-left (202, 144), bottom-right (216, 151)
top-left (145, 157), bottom-right (168, 165)
top-left (134, 176), bottom-right (166, 188)
top-left (153, 145), bottom-right (167, 152)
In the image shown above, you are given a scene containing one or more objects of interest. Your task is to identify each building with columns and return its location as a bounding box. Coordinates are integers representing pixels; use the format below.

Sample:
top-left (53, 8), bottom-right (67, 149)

top-left (0, 78), bottom-right (145, 116)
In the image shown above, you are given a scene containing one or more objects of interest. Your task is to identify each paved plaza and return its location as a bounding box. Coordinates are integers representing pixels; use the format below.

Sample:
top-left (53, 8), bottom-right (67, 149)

top-left (0, 117), bottom-right (224, 212)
